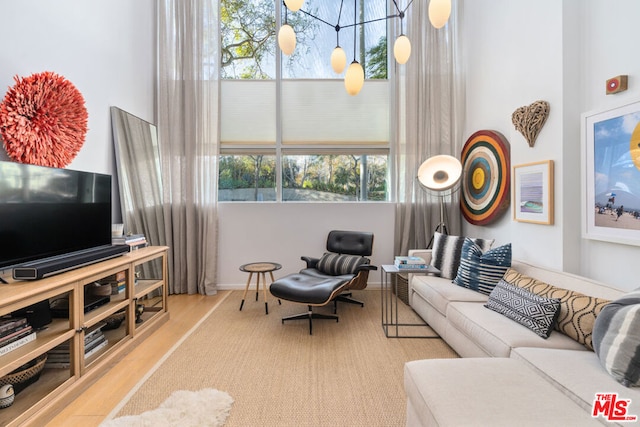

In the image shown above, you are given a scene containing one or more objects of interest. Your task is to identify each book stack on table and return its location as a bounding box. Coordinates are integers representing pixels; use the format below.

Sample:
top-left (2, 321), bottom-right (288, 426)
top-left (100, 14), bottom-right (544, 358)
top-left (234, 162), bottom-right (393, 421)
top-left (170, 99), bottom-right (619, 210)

top-left (112, 233), bottom-right (148, 251)
top-left (0, 317), bottom-right (36, 357)
top-left (394, 256), bottom-right (428, 270)
top-left (46, 323), bottom-right (108, 368)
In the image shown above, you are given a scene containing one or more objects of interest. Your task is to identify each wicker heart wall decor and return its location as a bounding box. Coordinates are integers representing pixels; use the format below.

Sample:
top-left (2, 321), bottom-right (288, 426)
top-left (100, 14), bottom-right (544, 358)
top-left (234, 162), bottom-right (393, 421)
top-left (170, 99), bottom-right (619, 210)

top-left (0, 71), bottom-right (88, 167)
top-left (511, 100), bottom-right (550, 148)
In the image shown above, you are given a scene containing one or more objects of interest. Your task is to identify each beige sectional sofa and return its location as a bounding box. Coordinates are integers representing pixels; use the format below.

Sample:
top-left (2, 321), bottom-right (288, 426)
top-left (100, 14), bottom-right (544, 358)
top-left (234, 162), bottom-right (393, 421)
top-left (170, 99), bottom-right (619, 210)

top-left (403, 249), bottom-right (640, 426)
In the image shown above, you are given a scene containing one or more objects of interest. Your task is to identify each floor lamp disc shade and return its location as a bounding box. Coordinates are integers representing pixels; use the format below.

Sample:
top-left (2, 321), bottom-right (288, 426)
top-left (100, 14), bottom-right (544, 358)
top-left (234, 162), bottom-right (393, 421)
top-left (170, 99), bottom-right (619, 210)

top-left (344, 61), bottom-right (365, 96)
top-left (278, 25), bottom-right (296, 55)
top-left (331, 47), bottom-right (347, 74)
top-left (284, 0), bottom-right (304, 12)
top-left (417, 155), bottom-right (462, 192)
top-left (428, 0), bottom-right (452, 29)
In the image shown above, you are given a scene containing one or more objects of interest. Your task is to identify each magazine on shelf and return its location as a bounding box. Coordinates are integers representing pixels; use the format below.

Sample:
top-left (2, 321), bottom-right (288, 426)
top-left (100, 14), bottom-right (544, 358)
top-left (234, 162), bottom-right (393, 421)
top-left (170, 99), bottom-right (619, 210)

top-left (84, 338), bottom-right (108, 359)
top-left (0, 325), bottom-right (33, 345)
top-left (85, 334), bottom-right (107, 354)
top-left (0, 317), bottom-right (28, 336)
top-left (84, 323), bottom-right (106, 342)
top-left (0, 331), bottom-right (36, 356)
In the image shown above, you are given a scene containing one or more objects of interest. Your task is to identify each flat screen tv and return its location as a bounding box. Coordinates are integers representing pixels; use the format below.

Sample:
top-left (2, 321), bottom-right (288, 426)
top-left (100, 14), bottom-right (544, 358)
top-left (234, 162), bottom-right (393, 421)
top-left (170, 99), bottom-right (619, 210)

top-left (0, 160), bottom-right (128, 280)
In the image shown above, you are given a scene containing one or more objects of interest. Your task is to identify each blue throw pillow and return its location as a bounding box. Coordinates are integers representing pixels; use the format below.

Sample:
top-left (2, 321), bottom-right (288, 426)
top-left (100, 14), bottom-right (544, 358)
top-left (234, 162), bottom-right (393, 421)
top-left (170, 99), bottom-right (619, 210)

top-left (453, 238), bottom-right (512, 295)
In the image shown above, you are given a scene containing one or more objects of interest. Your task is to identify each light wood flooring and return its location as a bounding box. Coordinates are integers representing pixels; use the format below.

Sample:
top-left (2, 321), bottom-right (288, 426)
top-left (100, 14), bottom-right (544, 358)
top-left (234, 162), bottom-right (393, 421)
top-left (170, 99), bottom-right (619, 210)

top-left (46, 291), bottom-right (230, 427)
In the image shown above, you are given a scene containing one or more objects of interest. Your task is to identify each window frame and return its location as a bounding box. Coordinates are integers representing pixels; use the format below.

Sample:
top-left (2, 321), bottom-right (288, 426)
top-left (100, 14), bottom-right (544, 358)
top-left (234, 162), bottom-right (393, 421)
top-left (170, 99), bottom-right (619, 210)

top-left (218, 0), bottom-right (396, 203)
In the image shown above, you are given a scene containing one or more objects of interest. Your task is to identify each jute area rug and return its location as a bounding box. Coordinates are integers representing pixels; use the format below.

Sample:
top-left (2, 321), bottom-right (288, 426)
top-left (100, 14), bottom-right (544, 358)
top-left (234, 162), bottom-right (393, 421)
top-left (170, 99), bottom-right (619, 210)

top-left (109, 290), bottom-right (458, 426)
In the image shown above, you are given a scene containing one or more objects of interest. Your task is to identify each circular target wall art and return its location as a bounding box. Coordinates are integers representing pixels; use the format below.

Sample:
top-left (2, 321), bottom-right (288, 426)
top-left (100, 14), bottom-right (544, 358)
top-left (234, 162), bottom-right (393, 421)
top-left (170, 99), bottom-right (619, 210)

top-left (0, 71), bottom-right (88, 167)
top-left (460, 130), bottom-right (511, 225)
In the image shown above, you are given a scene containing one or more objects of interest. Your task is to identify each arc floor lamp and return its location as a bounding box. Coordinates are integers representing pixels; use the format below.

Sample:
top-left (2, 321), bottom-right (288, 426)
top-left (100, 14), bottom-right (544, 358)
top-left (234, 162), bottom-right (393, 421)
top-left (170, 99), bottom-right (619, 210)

top-left (417, 154), bottom-right (463, 247)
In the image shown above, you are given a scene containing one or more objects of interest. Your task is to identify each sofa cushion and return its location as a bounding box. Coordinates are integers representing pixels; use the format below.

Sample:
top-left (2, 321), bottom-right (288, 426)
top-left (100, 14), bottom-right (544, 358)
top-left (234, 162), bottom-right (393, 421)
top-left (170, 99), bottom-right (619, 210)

top-left (592, 289), bottom-right (640, 387)
top-left (512, 347), bottom-right (640, 418)
top-left (485, 279), bottom-right (561, 338)
top-left (315, 253), bottom-right (367, 276)
top-left (446, 301), bottom-right (586, 357)
top-left (503, 268), bottom-right (610, 350)
top-left (431, 232), bottom-right (494, 280)
top-left (411, 274), bottom-right (488, 316)
top-left (404, 358), bottom-right (602, 427)
top-left (453, 239), bottom-right (512, 295)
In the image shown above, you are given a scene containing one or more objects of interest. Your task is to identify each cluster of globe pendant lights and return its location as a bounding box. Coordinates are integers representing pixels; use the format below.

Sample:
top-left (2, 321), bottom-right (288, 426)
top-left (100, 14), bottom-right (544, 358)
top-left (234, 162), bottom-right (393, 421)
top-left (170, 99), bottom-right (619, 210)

top-left (278, 0), bottom-right (452, 96)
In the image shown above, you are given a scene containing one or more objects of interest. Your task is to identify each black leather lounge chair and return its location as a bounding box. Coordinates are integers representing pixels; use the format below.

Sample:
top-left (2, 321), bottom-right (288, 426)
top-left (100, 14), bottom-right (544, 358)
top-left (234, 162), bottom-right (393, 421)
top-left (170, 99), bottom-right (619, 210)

top-left (269, 230), bottom-right (376, 334)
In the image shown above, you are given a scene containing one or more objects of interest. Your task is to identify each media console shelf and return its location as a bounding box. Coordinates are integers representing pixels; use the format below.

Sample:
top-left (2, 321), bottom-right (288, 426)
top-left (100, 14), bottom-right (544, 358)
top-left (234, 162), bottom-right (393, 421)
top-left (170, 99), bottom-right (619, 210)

top-left (0, 246), bottom-right (169, 427)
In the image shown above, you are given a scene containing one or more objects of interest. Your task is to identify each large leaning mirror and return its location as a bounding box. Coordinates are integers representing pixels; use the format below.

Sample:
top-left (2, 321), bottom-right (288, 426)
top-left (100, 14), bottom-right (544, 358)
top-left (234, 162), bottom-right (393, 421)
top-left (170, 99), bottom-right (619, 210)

top-left (110, 106), bottom-right (166, 280)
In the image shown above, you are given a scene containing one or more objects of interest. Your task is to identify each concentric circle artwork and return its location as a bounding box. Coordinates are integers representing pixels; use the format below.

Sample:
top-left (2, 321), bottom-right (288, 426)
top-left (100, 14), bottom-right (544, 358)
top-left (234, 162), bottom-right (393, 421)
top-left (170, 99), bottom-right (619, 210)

top-left (460, 130), bottom-right (511, 225)
top-left (0, 71), bottom-right (88, 167)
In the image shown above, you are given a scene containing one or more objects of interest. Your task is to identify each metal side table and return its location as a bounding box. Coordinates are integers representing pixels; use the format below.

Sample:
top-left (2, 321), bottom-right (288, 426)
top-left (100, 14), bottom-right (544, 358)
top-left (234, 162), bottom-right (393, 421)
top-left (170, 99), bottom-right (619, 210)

top-left (381, 264), bottom-right (441, 338)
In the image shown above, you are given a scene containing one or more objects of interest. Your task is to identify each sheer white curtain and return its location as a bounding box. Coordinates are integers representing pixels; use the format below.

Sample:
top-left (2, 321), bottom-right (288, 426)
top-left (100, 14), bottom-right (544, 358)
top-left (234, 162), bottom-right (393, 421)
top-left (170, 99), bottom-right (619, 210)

top-left (394, 0), bottom-right (464, 256)
top-left (158, 1), bottom-right (219, 295)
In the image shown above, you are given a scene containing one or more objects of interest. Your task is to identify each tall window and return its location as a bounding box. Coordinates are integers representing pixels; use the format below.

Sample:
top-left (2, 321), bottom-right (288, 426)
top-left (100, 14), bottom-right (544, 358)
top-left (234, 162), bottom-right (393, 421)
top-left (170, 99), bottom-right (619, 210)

top-left (219, 0), bottom-right (390, 202)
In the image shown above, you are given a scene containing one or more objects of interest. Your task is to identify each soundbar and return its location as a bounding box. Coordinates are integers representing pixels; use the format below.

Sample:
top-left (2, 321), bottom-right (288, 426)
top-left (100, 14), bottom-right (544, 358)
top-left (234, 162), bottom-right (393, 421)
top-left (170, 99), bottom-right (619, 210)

top-left (12, 245), bottom-right (130, 280)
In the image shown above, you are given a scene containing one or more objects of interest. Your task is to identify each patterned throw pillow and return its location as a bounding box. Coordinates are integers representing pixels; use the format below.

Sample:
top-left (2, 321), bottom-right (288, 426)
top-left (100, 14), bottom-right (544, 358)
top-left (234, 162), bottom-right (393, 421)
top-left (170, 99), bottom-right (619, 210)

top-left (453, 239), bottom-right (512, 295)
top-left (431, 232), bottom-right (494, 280)
top-left (592, 289), bottom-right (640, 387)
top-left (485, 279), bottom-right (561, 338)
top-left (503, 268), bottom-right (610, 350)
top-left (315, 253), bottom-right (368, 276)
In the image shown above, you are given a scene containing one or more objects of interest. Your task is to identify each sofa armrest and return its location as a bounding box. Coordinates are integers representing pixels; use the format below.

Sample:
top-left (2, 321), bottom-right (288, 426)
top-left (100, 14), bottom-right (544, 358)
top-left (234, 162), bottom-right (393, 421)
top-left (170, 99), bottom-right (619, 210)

top-left (408, 249), bottom-right (433, 264)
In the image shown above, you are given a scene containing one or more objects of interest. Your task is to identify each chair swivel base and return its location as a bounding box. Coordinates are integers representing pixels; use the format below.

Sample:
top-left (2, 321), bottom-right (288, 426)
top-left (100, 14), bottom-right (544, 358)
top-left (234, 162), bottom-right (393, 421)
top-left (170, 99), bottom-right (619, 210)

top-left (282, 305), bottom-right (338, 335)
top-left (335, 292), bottom-right (364, 308)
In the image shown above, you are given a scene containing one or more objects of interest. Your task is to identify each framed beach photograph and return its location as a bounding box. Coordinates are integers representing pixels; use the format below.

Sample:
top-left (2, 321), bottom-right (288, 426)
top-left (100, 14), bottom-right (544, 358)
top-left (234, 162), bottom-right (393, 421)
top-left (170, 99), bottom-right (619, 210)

top-left (513, 160), bottom-right (554, 225)
top-left (583, 99), bottom-right (640, 246)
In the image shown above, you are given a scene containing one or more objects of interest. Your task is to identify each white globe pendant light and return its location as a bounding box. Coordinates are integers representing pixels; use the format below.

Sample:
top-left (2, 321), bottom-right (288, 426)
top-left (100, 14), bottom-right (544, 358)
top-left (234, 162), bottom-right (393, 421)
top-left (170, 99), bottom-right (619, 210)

top-left (344, 61), bottom-right (364, 96)
top-left (284, 0), bottom-right (304, 12)
top-left (278, 24), bottom-right (296, 56)
top-left (393, 35), bottom-right (411, 64)
top-left (428, 0), bottom-right (451, 29)
top-left (330, 46), bottom-right (347, 74)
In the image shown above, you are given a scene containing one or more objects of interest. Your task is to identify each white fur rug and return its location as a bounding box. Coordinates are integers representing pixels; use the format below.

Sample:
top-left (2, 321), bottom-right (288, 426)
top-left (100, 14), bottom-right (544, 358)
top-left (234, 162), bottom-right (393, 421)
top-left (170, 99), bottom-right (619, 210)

top-left (100, 388), bottom-right (234, 427)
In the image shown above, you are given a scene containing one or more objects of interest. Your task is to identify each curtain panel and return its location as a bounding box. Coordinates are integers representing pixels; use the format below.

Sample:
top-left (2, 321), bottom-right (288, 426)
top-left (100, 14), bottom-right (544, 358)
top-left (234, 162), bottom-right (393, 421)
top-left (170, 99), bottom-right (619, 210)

top-left (158, 0), bottom-right (220, 295)
top-left (394, 0), bottom-right (464, 256)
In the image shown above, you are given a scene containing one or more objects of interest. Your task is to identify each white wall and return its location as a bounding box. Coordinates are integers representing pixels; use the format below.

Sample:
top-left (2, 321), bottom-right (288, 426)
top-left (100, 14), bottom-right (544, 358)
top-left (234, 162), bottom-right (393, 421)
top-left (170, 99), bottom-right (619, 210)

top-left (217, 203), bottom-right (395, 287)
top-left (0, 0), bottom-right (156, 221)
top-left (4, 1), bottom-right (639, 291)
top-left (462, 0), bottom-right (640, 290)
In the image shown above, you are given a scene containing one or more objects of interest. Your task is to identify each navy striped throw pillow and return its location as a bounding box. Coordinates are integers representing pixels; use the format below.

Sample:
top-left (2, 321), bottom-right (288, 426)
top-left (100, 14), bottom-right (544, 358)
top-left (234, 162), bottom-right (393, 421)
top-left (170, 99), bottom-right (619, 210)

top-left (316, 253), bottom-right (367, 276)
top-left (431, 232), bottom-right (494, 280)
top-left (453, 238), bottom-right (512, 295)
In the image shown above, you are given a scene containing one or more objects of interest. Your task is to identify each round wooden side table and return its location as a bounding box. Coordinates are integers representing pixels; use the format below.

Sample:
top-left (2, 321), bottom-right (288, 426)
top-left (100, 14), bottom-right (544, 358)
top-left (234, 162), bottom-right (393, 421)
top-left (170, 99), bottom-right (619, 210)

top-left (239, 262), bottom-right (282, 314)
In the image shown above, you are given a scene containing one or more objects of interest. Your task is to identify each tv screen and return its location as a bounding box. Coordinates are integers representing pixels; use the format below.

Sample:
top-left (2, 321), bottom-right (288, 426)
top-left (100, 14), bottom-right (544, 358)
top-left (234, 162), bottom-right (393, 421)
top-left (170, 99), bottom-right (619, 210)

top-left (0, 160), bottom-right (113, 271)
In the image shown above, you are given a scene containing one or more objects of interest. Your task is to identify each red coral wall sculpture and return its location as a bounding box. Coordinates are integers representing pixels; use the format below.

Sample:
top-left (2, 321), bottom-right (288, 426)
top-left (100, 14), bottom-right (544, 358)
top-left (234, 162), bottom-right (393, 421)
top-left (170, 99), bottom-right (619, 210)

top-left (0, 71), bottom-right (88, 167)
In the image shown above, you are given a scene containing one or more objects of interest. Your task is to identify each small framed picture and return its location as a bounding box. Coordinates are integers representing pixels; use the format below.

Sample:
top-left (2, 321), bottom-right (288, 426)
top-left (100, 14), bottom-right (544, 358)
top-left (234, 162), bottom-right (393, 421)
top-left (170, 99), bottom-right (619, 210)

top-left (513, 160), bottom-right (554, 225)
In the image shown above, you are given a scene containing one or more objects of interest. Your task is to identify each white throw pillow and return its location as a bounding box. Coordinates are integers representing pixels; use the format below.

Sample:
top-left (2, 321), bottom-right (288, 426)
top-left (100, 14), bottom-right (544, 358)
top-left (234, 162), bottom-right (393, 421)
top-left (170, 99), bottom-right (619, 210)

top-left (431, 232), bottom-right (494, 280)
